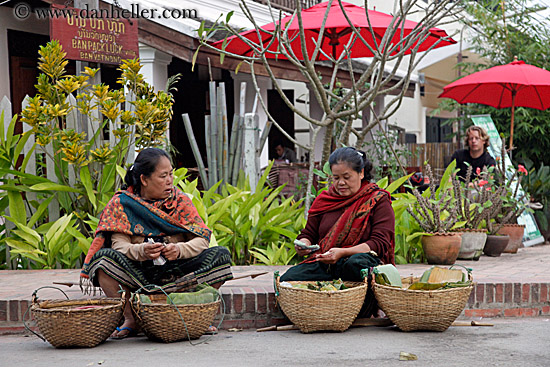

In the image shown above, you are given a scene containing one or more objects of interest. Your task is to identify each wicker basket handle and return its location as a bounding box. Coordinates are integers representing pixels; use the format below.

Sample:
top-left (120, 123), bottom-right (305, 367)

top-left (31, 286), bottom-right (70, 306)
top-left (132, 283), bottom-right (225, 345)
top-left (25, 286), bottom-right (71, 342)
top-left (273, 271), bottom-right (280, 296)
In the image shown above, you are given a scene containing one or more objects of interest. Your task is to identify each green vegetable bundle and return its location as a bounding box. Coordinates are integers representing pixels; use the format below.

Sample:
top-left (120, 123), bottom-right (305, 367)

top-left (292, 279), bottom-right (348, 292)
top-left (167, 284), bottom-right (220, 305)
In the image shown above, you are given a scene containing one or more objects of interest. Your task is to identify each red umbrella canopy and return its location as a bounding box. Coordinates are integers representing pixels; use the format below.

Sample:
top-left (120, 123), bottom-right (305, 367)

top-left (439, 60), bottom-right (550, 110)
top-left (212, 1), bottom-right (455, 61)
top-left (440, 59), bottom-right (550, 149)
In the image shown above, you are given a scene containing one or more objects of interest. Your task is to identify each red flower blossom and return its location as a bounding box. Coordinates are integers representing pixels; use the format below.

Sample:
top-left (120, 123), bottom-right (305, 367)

top-left (518, 164), bottom-right (528, 175)
top-left (478, 180), bottom-right (489, 187)
top-left (476, 167), bottom-right (481, 175)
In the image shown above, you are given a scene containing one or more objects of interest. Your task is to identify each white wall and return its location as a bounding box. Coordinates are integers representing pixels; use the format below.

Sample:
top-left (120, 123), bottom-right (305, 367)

top-left (0, 7), bottom-right (49, 102)
top-left (384, 86), bottom-right (425, 142)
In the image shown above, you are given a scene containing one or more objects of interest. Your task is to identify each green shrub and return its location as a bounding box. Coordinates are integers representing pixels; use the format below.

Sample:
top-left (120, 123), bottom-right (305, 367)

top-left (176, 161), bottom-right (305, 265)
top-left (0, 40), bottom-right (174, 269)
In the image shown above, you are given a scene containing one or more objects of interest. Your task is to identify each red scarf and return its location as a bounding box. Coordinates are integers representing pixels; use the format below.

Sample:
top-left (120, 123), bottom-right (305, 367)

top-left (304, 181), bottom-right (394, 265)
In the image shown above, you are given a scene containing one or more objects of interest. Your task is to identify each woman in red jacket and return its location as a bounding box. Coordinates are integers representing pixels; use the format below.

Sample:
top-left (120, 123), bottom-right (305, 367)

top-left (281, 147), bottom-right (395, 314)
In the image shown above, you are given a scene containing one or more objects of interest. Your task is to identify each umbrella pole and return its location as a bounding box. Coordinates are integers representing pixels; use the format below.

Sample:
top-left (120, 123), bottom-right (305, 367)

top-left (509, 91), bottom-right (516, 157)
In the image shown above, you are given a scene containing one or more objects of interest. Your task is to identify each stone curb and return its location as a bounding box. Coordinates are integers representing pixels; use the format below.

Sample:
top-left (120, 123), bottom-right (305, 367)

top-left (2, 280), bottom-right (550, 335)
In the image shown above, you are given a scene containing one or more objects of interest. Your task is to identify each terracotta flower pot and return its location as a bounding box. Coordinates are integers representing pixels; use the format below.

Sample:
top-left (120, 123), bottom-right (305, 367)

top-left (483, 234), bottom-right (510, 257)
top-left (421, 233), bottom-right (462, 265)
top-left (497, 224), bottom-right (526, 254)
top-left (456, 229), bottom-right (487, 261)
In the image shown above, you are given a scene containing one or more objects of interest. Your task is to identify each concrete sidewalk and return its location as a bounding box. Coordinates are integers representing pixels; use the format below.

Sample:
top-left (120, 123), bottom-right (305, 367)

top-left (1, 244), bottom-right (549, 334)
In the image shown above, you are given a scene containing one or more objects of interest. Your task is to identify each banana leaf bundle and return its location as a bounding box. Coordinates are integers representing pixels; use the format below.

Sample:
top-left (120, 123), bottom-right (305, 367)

top-left (408, 266), bottom-right (472, 291)
top-left (291, 279), bottom-right (348, 291)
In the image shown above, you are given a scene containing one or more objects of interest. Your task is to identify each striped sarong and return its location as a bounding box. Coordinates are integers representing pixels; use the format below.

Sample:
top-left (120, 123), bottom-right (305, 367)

top-left (85, 246), bottom-right (233, 294)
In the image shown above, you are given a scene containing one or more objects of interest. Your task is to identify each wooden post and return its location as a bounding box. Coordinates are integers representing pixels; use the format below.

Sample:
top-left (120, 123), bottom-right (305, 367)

top-left (232, 116), bottom-right (244, 186)
top-left (182, 114), bottom-right (208, 188)
top-left (205, 115), bottom-right (214, 189)
top-left (243, 113), bottom-right (258, 191)
top-left (125, 91), bottom-right (136, 164)
top-left (227, 114), bottom-right (239, 184)
top-left (509, 91), bottom-right (517, 158)
top-left (216, 85), bottom-right (224, 184)
top-left (218, 83), bottom-right (229, 184)
top-left (209, 82), bottom-right (218, 187)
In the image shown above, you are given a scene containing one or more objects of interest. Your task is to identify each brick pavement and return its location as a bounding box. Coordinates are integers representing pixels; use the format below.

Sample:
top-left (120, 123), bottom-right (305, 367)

top-left (1, 244), bottom-right (549, 334)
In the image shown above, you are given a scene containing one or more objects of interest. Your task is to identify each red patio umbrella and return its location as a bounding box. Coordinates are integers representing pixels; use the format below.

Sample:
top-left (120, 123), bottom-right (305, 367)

top-left (439, 59), bottom-right (550, 150)
top-left (212, 1), bottom-right (455, 61)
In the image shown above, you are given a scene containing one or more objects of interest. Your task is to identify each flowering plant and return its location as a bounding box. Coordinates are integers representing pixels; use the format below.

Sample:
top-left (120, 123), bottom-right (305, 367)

top-left (452, 165), bottom-right (497, 230)
top-left (407, 162), bottom-right (464, 233)
top-left (481, 140), bottom-right (531, 234)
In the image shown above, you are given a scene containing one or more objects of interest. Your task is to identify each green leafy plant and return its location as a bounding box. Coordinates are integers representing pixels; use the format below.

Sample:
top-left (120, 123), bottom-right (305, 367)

top-left (523, 160), bottom-right (550, 232)
top-left (362, 130), bottom-right (420, 182)
top-left (378, 172), bottom-right (425, 264)
top-left (406, 161), bottom-right (465, 234)
top-left (176, 161), bottom-right (306, 265)
top-left (3, 213), bottom-right (90, 269)
top-left (311, 161), bottom-right (332, 198)
top-left (249, 241), bottom-right (296, 266)
top-left (479, 143), bottom-right (531, 234)
top-left (451, 165), bottom-right (495, 230)
top-left (1, 40), bottom-right (175, 268)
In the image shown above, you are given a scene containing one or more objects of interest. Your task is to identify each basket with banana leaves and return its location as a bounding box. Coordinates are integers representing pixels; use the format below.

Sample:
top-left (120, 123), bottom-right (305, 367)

top-left (274, 271), bottom-right (368, 333)
top-left (373, 264), bottom-right (474, 331)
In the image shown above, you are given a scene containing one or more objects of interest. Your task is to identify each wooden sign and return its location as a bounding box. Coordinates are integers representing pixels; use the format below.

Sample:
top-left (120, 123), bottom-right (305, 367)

top-left (49, 4), bottom-right (138, 65)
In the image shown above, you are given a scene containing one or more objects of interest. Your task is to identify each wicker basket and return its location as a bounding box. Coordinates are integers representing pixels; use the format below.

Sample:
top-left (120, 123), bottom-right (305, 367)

top-left (275, 277), bottom-right (368, 333)
top-left (31, 298), bottom-right (124, 348)
top-left (132, 294), bottom-right (221, 343)
top-left (373, 274), bottom-right (474, 332)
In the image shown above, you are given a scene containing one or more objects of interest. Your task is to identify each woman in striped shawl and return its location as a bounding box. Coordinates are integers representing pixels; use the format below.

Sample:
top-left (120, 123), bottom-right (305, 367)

top-left (80, 148), bottom-right (233, 338)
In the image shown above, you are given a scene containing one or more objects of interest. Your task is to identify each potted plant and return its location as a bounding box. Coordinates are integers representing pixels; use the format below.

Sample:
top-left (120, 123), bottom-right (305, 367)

top-left (451, 166), bottom-right (493, 260)
top-left (407, 162), bottom-right (465, 265)
top-left (487, 142), bottom-right (531, 253)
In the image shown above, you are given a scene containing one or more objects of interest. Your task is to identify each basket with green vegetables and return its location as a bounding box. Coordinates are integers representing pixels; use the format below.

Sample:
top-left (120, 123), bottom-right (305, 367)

top-left (281, 279), bottom-right (348, 292)
top-left (274, 271), bottom-right (368, 333)
top-left (372, 264), bottom-right (474, 332)
top-left (373, 265), bottom-right (472, 290)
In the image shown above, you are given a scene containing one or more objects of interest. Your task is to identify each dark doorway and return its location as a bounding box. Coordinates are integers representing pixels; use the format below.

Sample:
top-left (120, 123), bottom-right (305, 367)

top-left (8, 30), bottom-right (50, 133)
top-left (426, 117), bottom-right (452, 143)
top-left (268, 89), bottom-right (295, 160)
top-left (8, 30), bottom-right (80, 133)
top-left (168, 59), bottom-right (234, 170)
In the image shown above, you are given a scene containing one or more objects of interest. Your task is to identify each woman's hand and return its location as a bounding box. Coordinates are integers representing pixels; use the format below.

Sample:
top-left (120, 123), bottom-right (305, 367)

top-left (315, 248), bottom-right (346, 264)
top-left (294, 238), bottom-right (315, 257)
top-left (162, 243), bottom-right (180, 261)
top-left (144, 242), bottom-right (164, 260)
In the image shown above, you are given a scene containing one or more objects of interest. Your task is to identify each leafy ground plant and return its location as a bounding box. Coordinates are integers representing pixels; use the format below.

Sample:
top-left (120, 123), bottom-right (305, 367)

top-left (1, 41), bottom-right (175, 268)
top-left (176, 161), bottom-right (305, 266)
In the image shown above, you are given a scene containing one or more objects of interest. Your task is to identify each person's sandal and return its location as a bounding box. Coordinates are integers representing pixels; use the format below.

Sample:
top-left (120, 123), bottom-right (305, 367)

top-left (204, 325), bottom-right (218, 335)
top-left (111, 326), bottom-right (138, 339)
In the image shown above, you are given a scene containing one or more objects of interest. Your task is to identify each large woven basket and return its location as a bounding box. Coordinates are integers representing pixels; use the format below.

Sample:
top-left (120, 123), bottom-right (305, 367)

top-left (31, 298), bottom-right (124, 348)
top-left (275, 277), bottom-right (368, 333)
top-left (132, 294), bottom-right (221, 343)
top-left (373, 274), bottom-right (474, 332)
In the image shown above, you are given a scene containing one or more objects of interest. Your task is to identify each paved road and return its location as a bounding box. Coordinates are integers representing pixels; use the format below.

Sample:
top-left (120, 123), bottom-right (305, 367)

top-left (1, 317), bottom-right (549, 366)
